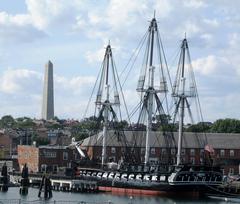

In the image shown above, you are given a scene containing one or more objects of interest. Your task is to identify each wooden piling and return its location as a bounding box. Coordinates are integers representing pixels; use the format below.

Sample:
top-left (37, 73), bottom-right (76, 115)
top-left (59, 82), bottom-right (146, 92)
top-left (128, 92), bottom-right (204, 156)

top-left (38, 174), bottom-right (52, 199)
top-left (0, 162), bottom-right (8, 192)
top-left (20, 163), bottom-right (29, 195)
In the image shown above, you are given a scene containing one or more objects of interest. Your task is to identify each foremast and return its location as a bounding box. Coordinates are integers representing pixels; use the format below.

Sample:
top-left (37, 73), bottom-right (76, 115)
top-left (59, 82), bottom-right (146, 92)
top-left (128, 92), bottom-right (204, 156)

top-left (145, 18), bottom-right (156, 165)
top-left (95, 44), bottom-right (120, 167)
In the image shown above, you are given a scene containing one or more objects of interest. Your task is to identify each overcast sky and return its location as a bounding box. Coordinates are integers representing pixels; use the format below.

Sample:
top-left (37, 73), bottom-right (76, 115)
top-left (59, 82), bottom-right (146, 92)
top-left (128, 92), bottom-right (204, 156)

top-left (0, 0), bottom-right (239, 122)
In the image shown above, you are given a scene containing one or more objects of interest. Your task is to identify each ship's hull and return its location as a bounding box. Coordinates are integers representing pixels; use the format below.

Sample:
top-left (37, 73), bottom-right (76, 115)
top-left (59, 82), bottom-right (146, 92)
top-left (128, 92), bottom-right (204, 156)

top-left (77, 166), bottom-right (223, 196)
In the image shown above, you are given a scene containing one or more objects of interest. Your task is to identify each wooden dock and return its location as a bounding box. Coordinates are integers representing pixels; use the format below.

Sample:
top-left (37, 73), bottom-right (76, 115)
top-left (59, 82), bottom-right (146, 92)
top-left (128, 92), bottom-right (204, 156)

top-left (10, 173), bottom-right (99, 193)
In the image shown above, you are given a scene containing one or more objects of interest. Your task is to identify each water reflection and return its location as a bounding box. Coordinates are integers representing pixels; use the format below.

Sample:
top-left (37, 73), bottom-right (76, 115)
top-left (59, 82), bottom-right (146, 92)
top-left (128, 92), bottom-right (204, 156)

top-left (0, 187), bottom-right (231, 204)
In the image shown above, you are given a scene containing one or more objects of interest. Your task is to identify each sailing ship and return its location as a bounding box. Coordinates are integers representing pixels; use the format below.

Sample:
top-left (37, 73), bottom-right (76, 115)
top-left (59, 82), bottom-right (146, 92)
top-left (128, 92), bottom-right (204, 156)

top-left (75, 16), bottom-right (223, 196)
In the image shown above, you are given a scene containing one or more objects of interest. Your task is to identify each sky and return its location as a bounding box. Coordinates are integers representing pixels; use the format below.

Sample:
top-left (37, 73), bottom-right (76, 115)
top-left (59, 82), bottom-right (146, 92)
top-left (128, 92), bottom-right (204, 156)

top-left (0, 0), bottom-right (240, 122)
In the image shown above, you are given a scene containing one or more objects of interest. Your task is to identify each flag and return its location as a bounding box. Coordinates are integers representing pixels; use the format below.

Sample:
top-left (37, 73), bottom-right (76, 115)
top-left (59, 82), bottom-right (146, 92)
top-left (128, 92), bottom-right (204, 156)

top-left (205, 144), bottom-right (215, 154)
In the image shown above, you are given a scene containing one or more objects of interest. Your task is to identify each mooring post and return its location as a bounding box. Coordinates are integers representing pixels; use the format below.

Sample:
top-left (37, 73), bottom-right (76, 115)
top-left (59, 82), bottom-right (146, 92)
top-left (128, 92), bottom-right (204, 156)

top-left (38, 175), bottom-right (45, 198)
top-left (38, 173), bottom-right (52, 199)
top-left (0, 162), bottom-right (8, 192)
top-left (19, 163), bottom-right (29, 195)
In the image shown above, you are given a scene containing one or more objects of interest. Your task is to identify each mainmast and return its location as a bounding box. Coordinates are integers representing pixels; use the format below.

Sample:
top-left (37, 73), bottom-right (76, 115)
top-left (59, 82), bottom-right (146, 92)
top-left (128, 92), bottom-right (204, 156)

top-left (172, 38), bottom-right (197, 166)
top-left (137, 17), bottom-right (169, 165)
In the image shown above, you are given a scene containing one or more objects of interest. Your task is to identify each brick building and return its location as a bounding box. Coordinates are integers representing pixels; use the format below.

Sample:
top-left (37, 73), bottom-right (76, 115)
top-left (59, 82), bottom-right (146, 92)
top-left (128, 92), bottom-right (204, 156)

top-left (81, 131), bottom-right (240, 176)
top-left (0, 129), bottom-right (19, 159)
top-left (18, 145), bottom-right (80, 173)
top-left (0, 131), bottom-right (11, 158)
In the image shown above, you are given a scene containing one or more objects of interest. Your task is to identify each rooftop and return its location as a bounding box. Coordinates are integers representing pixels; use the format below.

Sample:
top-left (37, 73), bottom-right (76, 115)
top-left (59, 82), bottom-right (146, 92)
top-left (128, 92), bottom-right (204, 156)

top-left (81, 131), bottom-right (240, 149)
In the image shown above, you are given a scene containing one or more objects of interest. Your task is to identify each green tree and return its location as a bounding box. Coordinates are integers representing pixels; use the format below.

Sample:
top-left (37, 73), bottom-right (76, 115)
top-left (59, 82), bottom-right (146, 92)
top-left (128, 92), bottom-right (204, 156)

top-left (32, 134), bottom-right (50, 146)
top-left (186, 122), bottom-right (212, 132)
top-left (156, 114), bottom-right (171, 124)
top-left (159, 123), bottom-right (178, 132)
top-left (71, 116), bottom-right (100, 141)
top-left (211, 118), bottom-right (240, 133)
top-left (0, 115), bottom-right (16, 128)
top-left (45, 123), bottom-right (63, 129)
top-left (112, 120), bottom-right (129, 129)
top-left (16, 117), bottom-right (36, 128)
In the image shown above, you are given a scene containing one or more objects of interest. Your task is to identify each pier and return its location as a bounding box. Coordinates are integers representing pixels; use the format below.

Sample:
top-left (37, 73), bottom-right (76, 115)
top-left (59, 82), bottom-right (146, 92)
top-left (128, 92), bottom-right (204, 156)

top-left (11, 173), bottom-right (99, 193)
top-left (0, 200), bottom-right (112, 204)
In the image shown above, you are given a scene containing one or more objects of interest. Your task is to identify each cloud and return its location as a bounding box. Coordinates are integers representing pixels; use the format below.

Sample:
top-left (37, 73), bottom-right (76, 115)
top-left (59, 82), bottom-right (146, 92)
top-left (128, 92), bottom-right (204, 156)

top-left (0, 69), bottom-right (42, 94)
top-left (85, 48), bottom-right (105, 64)
top-left (229, 33), bottom-right (240, 49)
top-left (0, 12), bottom-right (46, 44)
top-left (55, 75), bottom-right (96, 95)
top-left (25, 0), bottom-right (78, 30)
top-left (183, 0), bottom-right (206, 9)
top-left (106, 0), bottom-right (146, 29)
top-left (203, 18), bottom-right (219, 28)
top-left (1, 0), bottom-right (240, 122)
top-left (200, 93), bottom-right (240, 121)
top-left (192, 55), bottom-right (219, 75)
top-left (0, 68), bottom-right (97, 118)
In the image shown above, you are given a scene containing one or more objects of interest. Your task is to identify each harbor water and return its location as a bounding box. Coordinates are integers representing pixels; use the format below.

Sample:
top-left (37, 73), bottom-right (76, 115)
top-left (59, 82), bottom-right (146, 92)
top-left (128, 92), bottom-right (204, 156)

top-left (0, 187), bottom-right (235, 204)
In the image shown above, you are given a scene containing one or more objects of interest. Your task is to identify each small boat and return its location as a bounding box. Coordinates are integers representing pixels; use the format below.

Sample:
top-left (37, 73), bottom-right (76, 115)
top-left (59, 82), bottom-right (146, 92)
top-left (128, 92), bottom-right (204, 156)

top-left (206, 180), bottom-right (240, 202)
top-left (207, 194), bottom-right (240, 203)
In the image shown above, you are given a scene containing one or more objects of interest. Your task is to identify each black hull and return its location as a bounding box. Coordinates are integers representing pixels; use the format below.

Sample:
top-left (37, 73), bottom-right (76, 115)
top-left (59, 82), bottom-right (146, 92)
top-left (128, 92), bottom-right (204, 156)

top-left (77, 165), bottom-right (223, 196)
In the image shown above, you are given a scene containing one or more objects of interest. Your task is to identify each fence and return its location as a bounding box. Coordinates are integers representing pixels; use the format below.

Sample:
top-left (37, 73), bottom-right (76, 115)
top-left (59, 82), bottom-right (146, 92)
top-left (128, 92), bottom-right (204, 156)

top-left (0, 200), bottom-right (113, 204)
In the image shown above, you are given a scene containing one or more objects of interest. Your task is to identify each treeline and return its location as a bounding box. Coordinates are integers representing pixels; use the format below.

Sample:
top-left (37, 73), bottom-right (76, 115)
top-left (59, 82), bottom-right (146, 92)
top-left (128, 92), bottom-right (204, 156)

top-left (186, 119), bottom-right (240, 133)
top-left (0, 115), bottom-right (62, 129)
top-left (0, 115), bottom-right (36, 129)
top-left (1, 115), bottom-right (240, 137)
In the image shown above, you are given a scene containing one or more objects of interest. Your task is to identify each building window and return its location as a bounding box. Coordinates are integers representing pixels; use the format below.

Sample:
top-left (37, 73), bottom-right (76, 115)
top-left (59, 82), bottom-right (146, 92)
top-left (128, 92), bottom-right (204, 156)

top-left (151, 148), bottom-right (156, 155)
top-left (161, 148), bottom-right (166, 155)
top-left (220, 150), bottom-right (225, 157)
top-left (171, 148), bottom-right (176, 155)
top-left (229, 168), bottom-right (234, 175)
top-left (109, 156), bottom-right (115, 162)
top-left (44, 151), bottom-right (56, 158)
top-left (111, 147), bottom-right (116, 154)
top-left (121, 148), bottom-right (125, 154)
top-left (63, 152), bottom-right (68, 160)
top-left (200, 149), bottom-right (205, 155)
top-left (190, 157), bottom-right (195, 164)
top-left (181, 157), bottom-right (186, 163)
top-left (53, 165), bottom-right (58, 173)
top-left (190, 149), bottom-right (195, 156)
top-left (230, 150), bottom-right (235, 157)
top-left (181, 149), bottom-right (185, 155)
top-left (141, 148), bottom-right (145, 155)
top-left (41, 164), bottom-right (47, 172)
top-left (74, 153), bottom-right (79, 160)
top-left (131, 148), bottom-right (135, 153)
top-left (149, 158), bottom-right (158, 164)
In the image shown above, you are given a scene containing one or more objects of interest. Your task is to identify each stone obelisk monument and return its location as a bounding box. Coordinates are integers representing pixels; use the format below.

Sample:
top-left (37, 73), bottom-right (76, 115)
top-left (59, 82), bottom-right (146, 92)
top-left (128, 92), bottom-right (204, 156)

top-left (42, 60), bottom-right (54, 120)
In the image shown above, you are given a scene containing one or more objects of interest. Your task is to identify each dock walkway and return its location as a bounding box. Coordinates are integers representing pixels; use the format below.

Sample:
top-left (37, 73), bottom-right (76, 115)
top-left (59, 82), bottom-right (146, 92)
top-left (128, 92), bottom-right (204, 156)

top-left (10, 173), bottom-right (99, 193)
top-left (0, 200), bottom-right (113, 204)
